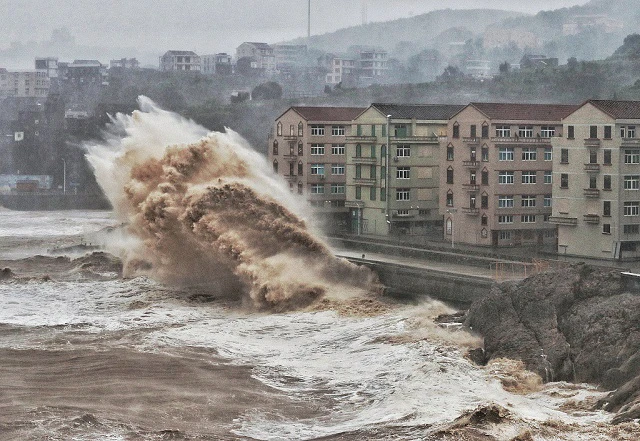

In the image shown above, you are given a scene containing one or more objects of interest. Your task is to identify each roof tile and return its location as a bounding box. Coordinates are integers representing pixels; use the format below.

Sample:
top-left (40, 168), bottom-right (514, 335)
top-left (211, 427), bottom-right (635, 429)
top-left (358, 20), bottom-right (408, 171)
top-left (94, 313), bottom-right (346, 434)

top-left (291, 106), bottom-right (366, 122)
top-left (470, 102), bottom-right (580, 121)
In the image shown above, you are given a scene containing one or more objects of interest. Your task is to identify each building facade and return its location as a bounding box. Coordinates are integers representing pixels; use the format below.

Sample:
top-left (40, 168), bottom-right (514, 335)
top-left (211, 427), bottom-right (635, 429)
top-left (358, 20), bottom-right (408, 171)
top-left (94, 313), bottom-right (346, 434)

top-left (268, 106), bottom-right (365, 231)
top-left (159, 51), bottom-right (201, 72)
top-left (551, 100), bottom-right (640, 260)
top-left (0, 70), bottom-right (50, 98)
top-left (236, 42), bottom-right (276, 75)
top-left (346, 103), bottom-right (464, 236)
top-left (442, 103), bottom-right (578, 247)
top-left (201, 53), bottom-right (232, 75)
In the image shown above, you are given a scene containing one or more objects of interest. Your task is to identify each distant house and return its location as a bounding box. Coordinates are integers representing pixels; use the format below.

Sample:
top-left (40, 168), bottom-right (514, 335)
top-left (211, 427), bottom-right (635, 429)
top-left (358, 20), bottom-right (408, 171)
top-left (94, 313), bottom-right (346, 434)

top-left (159, 50), bottom-right (201, 72)
top-left (110, 58), bottom-right (140, 70)
top-left (0, 69), bottom-right (50, 98)
top-left (320, 53), bottom-right (357, 86)
top-left (201, 53), bottom-right (233, 75)
top-left (520, 55), bottom-right (559, 70)
top-left (35, 57), bottom-right (59, 78)
top-left (273, 44), bottom-right (308, 72)
top-left (59, 60), bottom-right (107, 85)
top-left (236, 42), bottom-right (276, 75)
top-left (563, 15), bottom-right (624, 36)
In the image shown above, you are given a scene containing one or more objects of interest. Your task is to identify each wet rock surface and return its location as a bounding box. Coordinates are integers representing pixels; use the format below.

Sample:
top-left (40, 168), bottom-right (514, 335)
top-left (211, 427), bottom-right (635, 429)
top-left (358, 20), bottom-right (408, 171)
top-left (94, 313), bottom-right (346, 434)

top-left (466, 264), bottom-right (640, 423)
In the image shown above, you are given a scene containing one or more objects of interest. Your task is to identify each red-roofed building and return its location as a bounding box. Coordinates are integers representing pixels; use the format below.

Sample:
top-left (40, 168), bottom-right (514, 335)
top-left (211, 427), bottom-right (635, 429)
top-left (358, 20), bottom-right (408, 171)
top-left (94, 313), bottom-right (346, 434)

top-left (268, 106), bottom-right (366, 231)
top-left (551, 100), bottom-right (640, 260)
top-left (442, 102), bottom-right (579, 247)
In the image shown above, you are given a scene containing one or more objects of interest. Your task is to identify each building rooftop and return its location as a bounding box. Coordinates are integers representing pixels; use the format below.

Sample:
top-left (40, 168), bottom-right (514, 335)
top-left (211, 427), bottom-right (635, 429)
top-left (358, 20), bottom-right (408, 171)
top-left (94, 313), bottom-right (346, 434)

top-left (371, 103), bottom-right (466, 121)
top-left (285, 106), bottom-right (367, 122)
top-left (164, 50), bottom-right (198, 56)
top-left (467, 102), bottom-right (580, 121)
top-left (587, 100), bottom-right (640, 120)
top-left (242, 42), bottom-right (272, 49)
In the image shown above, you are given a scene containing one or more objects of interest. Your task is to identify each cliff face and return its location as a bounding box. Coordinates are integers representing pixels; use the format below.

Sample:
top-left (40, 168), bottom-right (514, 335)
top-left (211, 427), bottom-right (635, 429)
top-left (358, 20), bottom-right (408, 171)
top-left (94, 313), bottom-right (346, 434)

top-left (466, 265), bottom-right (640, 423)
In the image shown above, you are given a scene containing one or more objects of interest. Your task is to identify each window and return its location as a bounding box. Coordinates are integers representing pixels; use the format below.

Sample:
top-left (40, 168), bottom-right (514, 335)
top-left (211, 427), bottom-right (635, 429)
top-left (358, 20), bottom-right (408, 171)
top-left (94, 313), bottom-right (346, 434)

top-left (499, 171), bottom-right (514, 184)
top-left (560, 148), bottom-right (569, 163)
top-left (625, 150), bottom-right (640, 164)
top-left (310, 125), bottom-right (324, 136)
top-left (589, 150), bottom-right (598, 164)
top-left (621, 126), bottom-right (636, 138)
top-left (470, 125), bottom-right (477, 138)
top-left (522, 148), bottom-right (537, 161)
top-left (396, 188), bottom-right (410, 201)
top-left (521, 195), bottom-right (536, 207)
top-left (544, 148), bottom-right (552, 161)
top-left (310, 144), bottom-right (325, 155)
top-left (272, 160), bottom-right (278, 173)
top-left (355, 144), bottom-right (362, 157)
top-left (590, 125), bottom-right (598, 139)
top-left (544, 195), bottom-right (552, 207)
top-left (298, 122), bottom-right (303, 136)
top-left (331, 164), bottom-right (344, 175)
top-left (589, 175), bottom-right (597, 189)
top-left (355, 164), bottom-right (361, 178)
top-left (394, 124), bottom-right (408, 137)
top-left (446, 191), bottom-right (453, 207)
top-left (382, 124), bottom-right (386, 137)
top-left (272, 140), bottom-right (278, 155)
top-left (310, 163), bottom-right (324, 175)
top-left (276, 122), bottom-right (282, 136)
top-left (371, 125), bottom-right (376, 136)
top-left (311, 184), bottom-right (325, 194)
top-left (356, 124), bottom-right (362, 136)
top-left (331, 144), bottom-right (345, 155)
top-left (447, 167), bottom-right (454, 184)
top-left (521, 215), bottom-right (536, 223)
top-left (624, 225), bottom-right (640, 235)
top-left (331, 184), bottom-right (345, 194)
top-left (369, 187), bottom-right (377, 201)
top-left (518, 126), bottom-right (533, 138)
top-left (499, 231), bottom-right (512, 240)
top-left (452, 123), bottom-right (460, 139)
top-left (381, 188), bottom-right (386, 201)
top-left (298, 161), bottom-right (303, 175)
top-left (496, 125), bottom-right (511, 137)
top-left (355, 186), bottom-right (361, 200)
top-left (481, 170), bottom-right (489, 185)
top-left (541, 126), bottom-right (555, 138)
top-left (604, 126), bottom-right (612, 139)
top-left (521, 171), bottom-right (537, 184)
top-left (498, 195), bottom-right (514, 208)
top-left (567, 125), bottom-right (575, 139)
top-left (561, 173), bottom-right (569, 189)
top-left (481, 125), bottom-right (489, 139)
top-left (481, 147), bottom-right (489, 161)
top-left (544, 171), bottom-right (552, 184)
top-left (396, 145), bottom-right (411, 157)
top-left (298, 142), bottom-right (303, 156)
top-left (332, 125), bottom-right (345, 136)
top-left (446, 218), bottom-right (452, 235)
top-left (481, 194), bottom-right (488, 209)
top-left (481, 215), bottom-right (488, 226)
top-left (603, 224), bottom-right (611, 234)
top-left (603, 201), bottom-right (611, 217)
top-left (289, 162), bottom-right (295, 176)
top-left (499, 147), bottom-right (514, 161)
top-left (298, 182), bottom-right (303, 194)
top-left (447, 146), bottom-right (454, 161)
top-left (370, 165), bottom-right (376, 179)
top-left (624, 202), bottom-right (640, 216)
top-left (396, 167), bottom-right (410, 179)
top-left (498, 215), bottom-right (514, 224)
top-left (624, 175), bottom-right (640, 190)
top-left (369, 145), bottom-right (376, 158)
top-left (604, 150), bottom-right (612, 165)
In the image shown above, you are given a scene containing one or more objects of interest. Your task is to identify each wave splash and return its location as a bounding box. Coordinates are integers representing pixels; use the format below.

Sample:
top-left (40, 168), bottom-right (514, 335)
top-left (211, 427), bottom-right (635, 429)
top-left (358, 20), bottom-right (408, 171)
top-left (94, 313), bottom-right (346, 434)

top-left (86, 97), bottom-right (377, 310)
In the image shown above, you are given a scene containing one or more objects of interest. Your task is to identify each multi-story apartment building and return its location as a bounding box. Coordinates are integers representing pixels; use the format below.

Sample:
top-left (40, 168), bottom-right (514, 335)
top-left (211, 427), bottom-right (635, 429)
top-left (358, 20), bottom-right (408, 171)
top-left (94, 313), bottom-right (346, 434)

top-left (236, 42), bottom-right (276, 75)
top-left (268, 106), bottom-right (365, 231)
top-left (323, 54), bottom-right (357, 86)
top-left (201, 53), bottom-right (232, 75)
top-left (346, 103), bottom-right (464, 236)
top-left (159, 51), bottom-right (201, 72)
top-left (273, 45), bottom-right (307, 70)
top-left (551, 100), bottom-right (640, 260)
top-left (0, 70), bottom-right (50, 98)
top-left (59, 60), bottom-right (107, 84)
top-left (442, 103), bottom-right (578, 247)
top-left (354, 47), bottom-right (388, 83)
top-left (35, 57), bottom-right (59, 78)
top-left (109, 58), bottom-right (140, 70)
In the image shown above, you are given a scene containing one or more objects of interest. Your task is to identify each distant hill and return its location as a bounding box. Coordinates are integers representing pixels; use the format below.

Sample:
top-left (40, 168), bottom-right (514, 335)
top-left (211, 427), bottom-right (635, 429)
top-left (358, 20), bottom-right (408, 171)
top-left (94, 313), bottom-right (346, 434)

top-left (286, 9), bottom-right (525, 57)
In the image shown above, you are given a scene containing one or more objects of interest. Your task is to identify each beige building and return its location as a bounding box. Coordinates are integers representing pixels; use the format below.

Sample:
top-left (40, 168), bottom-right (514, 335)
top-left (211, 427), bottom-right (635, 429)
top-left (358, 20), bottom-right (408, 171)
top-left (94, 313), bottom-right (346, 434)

top-left (442, 103), bottom-right (578, 247)
top-left (0, 69), bottom-right (50, 98)
top-left (268, 106), bottom-right (365, 231)
top-left (346, 103), bottom-right (464, 236)
top-left (159, 51), bottom-right (201, 72)
top-left (551, 100), bottom-right (640, 260)
top-left (236, 42), bottom-right (276, 75)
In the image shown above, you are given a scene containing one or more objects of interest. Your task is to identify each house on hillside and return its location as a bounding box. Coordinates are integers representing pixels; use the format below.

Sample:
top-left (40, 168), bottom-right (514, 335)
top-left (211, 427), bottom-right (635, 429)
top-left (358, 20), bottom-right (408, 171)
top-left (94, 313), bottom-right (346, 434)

top-left (159, 51), bottom-right (201, 72)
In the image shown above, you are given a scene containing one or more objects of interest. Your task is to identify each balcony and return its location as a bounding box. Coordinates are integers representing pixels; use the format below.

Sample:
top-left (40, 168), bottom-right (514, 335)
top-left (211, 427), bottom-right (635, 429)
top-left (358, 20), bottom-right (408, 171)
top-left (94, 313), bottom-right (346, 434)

top-left (622, 138), bottom-right (640, 147)
top-left (346, 135), bottom-right (377, 142)
top-left (284, 174), bottom-right (298, 182)
top-left (462, 137), bottom-right (480, 144)
top-left (352, 156), bottom-right (378, 164)
top-left (492, 137), bottom-right (551, 145)
top-left (462, 184), bottom-right (480, 192)
top-left (584, 138), bottom-right (601, 148)
top-left (353, 177), bottom-right (376, 186)
top-left (462, 160), bottom-right (480, 168)
top-left (584, 163), bottom-right (600, 173)
top-left (462, 207), bottom-right (479, 215)
top-left (283, 135), bottom-right (298, 141)
top-left (583, 214), bottom-right (600, 224)
top-left (583, 188), bottom-right (600, 198)
top-left (391, 135), bottom-right (439, 144)
top-left (283, 154), bottom-right (299, 161)
top-left (549, 216), bottom-right (578, 226)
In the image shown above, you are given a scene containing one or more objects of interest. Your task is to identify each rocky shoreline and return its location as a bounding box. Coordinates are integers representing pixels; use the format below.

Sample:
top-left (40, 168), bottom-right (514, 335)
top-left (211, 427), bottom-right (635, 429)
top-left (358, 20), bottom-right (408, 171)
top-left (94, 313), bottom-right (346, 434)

top-left (465, 264), bottom-right (640, 424)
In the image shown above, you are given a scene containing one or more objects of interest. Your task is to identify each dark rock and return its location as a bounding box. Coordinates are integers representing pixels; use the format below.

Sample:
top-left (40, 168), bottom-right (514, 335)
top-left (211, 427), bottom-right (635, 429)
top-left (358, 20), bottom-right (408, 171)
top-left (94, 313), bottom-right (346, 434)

top-left (0, 268), bottom-right (13, 279)
top-left (466, 348), bottom-right (487, 366)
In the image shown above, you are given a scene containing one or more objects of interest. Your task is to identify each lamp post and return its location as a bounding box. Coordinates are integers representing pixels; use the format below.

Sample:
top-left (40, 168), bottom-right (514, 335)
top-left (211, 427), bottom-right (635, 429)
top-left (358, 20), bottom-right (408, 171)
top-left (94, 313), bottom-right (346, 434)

top-left (386, 114), bottom-right (391, 234)
top-left (446, 208), bottom-right (457, 248)
top-left (62, 159), bottom-right (66, 195)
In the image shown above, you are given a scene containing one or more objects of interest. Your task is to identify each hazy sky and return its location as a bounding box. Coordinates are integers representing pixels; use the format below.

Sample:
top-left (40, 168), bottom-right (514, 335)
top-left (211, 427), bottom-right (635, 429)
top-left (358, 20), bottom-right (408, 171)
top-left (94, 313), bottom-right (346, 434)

top-left (2, 0), bottom-right (591, 55)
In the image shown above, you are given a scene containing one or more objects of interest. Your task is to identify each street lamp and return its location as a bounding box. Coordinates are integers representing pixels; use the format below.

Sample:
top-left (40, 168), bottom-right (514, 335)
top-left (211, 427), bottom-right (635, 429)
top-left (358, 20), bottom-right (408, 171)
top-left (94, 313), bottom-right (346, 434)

top-left (446, 208), bottom-right (457, 248)
top-left (386, 114), bottom-right (391, 233)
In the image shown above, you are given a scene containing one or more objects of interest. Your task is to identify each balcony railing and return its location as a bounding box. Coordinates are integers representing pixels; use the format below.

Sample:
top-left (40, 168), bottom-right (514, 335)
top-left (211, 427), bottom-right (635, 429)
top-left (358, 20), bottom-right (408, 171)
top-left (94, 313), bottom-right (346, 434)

top-left (353, 177), bottom-right (376, 186)
top-left (392, 136), bottom-right (439, 144)
top-left (584, 163), bottom-right (600, 173)
top-left (583, 214), bottom-right (600, 224)
top-left (346, 135), bottom-right (377, 142)
top-left (283, 135), bottom-right (298, 141)
top-left (583, 188), bottom-right (600, 198)
top-left (548, 216), bottom-right (578, 226)
top-left (283, 154), bottom-right (299, 161)
top-left (284, 174), bottom-right (298, 181)
top-left (492, 137), bottom-right (551, 144)
top-left (462, 184), bottom-right (480, 192)
top-left (462, 207), bottom-right (479, 215)
top-left (352, 156), bottom-right (377, 164)
top-left (462, 160), bottom-right (480, 168)
top-left (622, 138), bottom-right (640, 147)
top-left (584, 138), bottom-right (601, 148)
top-left (462, 137), bottom-right (481, 144)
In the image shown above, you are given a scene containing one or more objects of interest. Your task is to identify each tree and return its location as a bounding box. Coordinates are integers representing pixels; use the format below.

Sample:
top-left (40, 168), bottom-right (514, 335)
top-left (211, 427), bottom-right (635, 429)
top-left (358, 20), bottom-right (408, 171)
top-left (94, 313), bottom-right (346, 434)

top-left (499, 61), bottom-right (510, 74)
top-left (251, 81), bottom-right (283, 100)
top-left (567, 57), bottom-right (579, 71)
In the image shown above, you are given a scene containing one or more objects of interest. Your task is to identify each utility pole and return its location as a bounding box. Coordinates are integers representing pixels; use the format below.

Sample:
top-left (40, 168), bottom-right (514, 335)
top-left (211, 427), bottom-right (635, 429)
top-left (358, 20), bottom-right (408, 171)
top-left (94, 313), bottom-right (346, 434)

top-left (308, 0), bottom-right (311, 39)
top-left (386, 114), bottom-right (391, 234)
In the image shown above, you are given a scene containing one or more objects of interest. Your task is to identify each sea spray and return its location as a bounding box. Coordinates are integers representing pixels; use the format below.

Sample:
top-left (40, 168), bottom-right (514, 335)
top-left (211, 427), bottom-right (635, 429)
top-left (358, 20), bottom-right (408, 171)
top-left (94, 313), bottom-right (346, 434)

top-left (85, 97), bottom-right (377, 309)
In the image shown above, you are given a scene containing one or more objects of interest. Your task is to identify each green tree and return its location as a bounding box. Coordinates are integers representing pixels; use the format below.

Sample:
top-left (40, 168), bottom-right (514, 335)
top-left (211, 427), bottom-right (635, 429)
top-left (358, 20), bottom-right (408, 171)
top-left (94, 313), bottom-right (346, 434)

top-left (251, 81), bottom-right (283, 100)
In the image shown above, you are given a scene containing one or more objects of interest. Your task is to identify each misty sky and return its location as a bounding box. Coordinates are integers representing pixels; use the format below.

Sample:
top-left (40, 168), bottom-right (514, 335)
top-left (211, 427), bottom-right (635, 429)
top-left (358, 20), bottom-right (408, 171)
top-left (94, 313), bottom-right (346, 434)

top-left (2, 0), bottom-right (590, 56)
